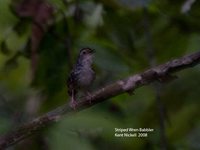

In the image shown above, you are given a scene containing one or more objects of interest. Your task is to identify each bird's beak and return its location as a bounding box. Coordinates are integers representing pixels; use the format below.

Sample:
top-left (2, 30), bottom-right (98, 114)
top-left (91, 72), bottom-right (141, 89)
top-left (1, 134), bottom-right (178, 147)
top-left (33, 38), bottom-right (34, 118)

top-left (89, 49), bottom-right (95, 53)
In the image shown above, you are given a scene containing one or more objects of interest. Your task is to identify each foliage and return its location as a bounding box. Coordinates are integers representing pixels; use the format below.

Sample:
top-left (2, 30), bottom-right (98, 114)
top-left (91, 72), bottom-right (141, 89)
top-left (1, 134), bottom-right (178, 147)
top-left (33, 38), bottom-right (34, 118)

top-left (0, 0), bottom-right (200, 149)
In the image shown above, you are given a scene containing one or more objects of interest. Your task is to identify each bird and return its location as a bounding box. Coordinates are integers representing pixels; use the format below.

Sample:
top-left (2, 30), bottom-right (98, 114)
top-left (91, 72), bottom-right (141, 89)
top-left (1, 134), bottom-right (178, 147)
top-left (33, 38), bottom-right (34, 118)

top-left (67, 48), bottom-right (95, 109)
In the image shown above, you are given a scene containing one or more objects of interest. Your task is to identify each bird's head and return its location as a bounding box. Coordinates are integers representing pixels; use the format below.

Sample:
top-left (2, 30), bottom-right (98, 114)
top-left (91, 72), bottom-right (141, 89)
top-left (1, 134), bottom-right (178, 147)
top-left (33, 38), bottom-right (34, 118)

top-left (79, 47), bottom-right (94, 55)
top-left (78, 48), bottom-right (95, 65)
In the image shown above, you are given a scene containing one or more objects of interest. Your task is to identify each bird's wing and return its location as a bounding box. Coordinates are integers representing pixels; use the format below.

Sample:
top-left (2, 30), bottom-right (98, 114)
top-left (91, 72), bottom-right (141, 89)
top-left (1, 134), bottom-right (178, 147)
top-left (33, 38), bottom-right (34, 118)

top-left (67, 71), bottom-right (78, 96)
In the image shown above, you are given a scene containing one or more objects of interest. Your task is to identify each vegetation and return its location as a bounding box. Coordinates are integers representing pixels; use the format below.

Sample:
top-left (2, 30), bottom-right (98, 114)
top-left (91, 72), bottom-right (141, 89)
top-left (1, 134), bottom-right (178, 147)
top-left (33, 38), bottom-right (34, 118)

top-left (0, 0), bottom-right (200, 149)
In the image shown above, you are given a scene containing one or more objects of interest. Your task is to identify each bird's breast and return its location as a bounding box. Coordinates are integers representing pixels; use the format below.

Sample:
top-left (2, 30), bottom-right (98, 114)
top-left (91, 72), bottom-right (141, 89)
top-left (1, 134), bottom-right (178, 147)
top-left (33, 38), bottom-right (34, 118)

top-left (77, 68), bottom-right (95, 88)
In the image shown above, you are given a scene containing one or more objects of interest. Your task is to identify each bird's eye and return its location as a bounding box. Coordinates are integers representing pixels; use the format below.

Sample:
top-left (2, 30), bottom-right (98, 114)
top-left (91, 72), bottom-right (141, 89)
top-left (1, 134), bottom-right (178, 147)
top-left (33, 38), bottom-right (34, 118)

top-left (82, 51), bottom-right (86, 54)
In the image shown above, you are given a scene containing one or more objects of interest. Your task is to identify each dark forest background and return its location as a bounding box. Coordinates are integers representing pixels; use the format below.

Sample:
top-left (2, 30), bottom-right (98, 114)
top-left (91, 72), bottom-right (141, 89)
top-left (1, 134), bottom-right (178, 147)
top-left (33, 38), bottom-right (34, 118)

top-left (0, 0), bottom-right (200, 149)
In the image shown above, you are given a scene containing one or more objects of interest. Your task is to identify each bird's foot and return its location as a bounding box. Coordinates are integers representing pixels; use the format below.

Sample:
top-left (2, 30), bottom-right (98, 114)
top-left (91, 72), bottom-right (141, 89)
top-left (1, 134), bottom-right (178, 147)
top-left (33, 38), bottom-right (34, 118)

top-left (85, 92), bottom-right (93, 104)
top-left (70, 100), bottom-right (78, 110)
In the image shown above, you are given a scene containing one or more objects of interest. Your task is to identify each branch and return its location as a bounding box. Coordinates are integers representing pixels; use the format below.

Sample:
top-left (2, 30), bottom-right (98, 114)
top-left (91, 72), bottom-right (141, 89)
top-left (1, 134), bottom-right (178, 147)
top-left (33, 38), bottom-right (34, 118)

top-left (1, 51), bottom-right (200, 149)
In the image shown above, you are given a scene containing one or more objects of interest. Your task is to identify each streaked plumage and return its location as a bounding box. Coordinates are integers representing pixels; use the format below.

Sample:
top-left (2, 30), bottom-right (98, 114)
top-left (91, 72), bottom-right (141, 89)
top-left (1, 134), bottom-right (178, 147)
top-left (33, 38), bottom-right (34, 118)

top-left (67, 48), bottom-right (95, 108)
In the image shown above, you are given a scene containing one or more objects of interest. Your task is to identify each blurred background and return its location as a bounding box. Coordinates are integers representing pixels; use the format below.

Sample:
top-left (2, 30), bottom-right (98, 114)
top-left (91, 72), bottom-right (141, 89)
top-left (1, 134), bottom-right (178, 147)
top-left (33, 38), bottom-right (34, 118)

top-left (0, 0), bottom-right (200, 149)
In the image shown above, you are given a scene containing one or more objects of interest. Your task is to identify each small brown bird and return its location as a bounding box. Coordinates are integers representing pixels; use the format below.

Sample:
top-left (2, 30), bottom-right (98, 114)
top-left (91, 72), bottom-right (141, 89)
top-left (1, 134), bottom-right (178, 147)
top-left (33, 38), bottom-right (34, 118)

top-left (67, 48), bottom-right (95, 109)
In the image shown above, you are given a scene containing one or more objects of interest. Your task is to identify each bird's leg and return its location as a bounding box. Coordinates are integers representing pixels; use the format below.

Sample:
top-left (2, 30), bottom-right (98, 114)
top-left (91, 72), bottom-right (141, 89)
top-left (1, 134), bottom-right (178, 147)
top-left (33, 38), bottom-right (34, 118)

top-left (70, 90), bottom-right (77, 109)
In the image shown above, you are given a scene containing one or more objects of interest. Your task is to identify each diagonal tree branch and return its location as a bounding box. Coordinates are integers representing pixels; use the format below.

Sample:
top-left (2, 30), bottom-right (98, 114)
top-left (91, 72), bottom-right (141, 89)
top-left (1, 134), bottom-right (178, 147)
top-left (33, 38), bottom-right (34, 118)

top-left (0, 51), bottom-right (200, 149)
